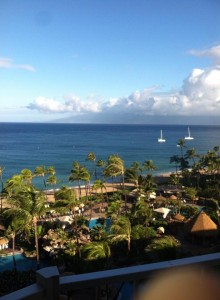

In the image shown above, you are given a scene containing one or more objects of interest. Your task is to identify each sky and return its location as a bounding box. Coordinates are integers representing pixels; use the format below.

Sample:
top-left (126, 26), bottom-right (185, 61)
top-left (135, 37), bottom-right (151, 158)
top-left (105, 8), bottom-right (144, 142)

top-left (0, 0), bottom-right (220, 125)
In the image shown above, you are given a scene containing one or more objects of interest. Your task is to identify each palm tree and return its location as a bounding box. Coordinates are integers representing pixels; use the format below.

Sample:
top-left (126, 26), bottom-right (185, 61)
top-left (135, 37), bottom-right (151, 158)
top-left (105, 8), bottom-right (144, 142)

top-left (203, 148), bottom-right (220, 178)
top-left (109, 216), bottom-right (131, 252)
top-left (53, 186), bottom-right (82, 229)
top-left (177, 138), bottom-right (186, 158)
top-left (53, 186), bottom-right (78, 216)
top-left (143, 174), bottom-right (157, 201)
top-left (46, 174), bottom-right (57, 193)
top-left (83, 241), bottom-right (111, 261)
top-left (103, 155), bottom-right (127, 209)
top-left (96, 159), bottom-right (105, 180)
top-left (4, 212), bottom-right (27, 270)
top-left (104, 154), bottom-right (125, 183)
top-left (5, 174), bottom-right (23, 189)
top-left (0, 166), bottom-right (4, 213)
top-left (53, 186), bottom-right (86, 257)
top-left (34, 165), bottom-right (47, 187)
top-left (26, 189), bottom-right (46, 268)
top-left (143, 160), bottom-right (156, 175)
top-left (213, 146), bottom-right (220, 154)
top-left (169, 173), bottom-right (181, 189)
top-left (107, 199), bottom-right (122, 218)
top-left (69, 161), bottom-right (90, 199)
top-left (184, 187), bottom-right (198, 204)
top-left (47, 166), bottom-right (56, 176)
top-left (135, 199), bottom-right (153, 228)
top-left (145, 235), bottom-right (179, 260)
top-left (0, 166), bottom-right (4, 192)
top-left (92, 179), bottom-right (108, 208)
top-left (34, 165), bottom-right (49, 204)
top-left (86, 152), bottom-right (97, 180)
top-left (4, 174), bottom-right (24, 208)
top-left (131, 161), bottom-right (142, 173)
top-left (124, 167), bottom-right (139, 188)
top-left (170, 155), bottom-right (180, 173)
top-left (90, 224), bottom-right (106, 241)
top-left (20, 169), bottom-right (34, 185)
top-left (191, 161), bottom-right (202, 189)
top-left (4, 183), bottom-right (46, 268)
top-left (185, 148), bottom-right (199, 167)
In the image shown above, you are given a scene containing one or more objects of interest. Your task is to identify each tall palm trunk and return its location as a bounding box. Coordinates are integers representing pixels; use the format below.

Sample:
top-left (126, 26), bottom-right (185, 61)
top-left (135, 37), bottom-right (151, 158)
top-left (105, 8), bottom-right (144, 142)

top-left (0, 196), bottom-right (2, 215)
top-left (33, 217), bottom-right (40, 269)
top-left (0, 170), bottom-right (4, 213)
top-left (104, 186), bottom-right (109, 205)
top-left (127, 237), bottom-right (131, 252)
top-left (122, 174), bottom-right (128, 212)
top-left (12, 233), bottom-right (17, 271)
top-left (78, 180), bottom-right (82, 199)
top-left (90, 197), bottom-right (94, 219)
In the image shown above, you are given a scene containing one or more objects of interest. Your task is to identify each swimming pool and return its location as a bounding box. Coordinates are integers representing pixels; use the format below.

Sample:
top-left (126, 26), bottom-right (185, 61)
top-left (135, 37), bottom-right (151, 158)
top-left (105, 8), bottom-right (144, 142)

top-left (89, 218), bottom-right (111, 231)
top-left (0, 254), bottom-right (49, 272)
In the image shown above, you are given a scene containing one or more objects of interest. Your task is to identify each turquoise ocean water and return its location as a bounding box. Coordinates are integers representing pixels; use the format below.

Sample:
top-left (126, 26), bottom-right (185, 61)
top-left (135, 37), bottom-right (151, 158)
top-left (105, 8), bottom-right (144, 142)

top-left (0, 123), bottom-right (219, 188)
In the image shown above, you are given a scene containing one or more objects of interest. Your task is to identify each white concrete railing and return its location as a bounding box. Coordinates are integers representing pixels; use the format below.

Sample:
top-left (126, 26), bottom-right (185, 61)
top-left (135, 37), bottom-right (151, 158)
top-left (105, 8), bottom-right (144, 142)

top-left (1, 252), bottom-right (220, 300)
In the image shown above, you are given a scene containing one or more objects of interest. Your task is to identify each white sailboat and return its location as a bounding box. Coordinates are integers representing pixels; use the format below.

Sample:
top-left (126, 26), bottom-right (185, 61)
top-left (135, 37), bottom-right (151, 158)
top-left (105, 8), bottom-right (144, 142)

top-left (158, 130), bottom-right (166, 143)
top-left (184, 127), bottom-right (194, 140)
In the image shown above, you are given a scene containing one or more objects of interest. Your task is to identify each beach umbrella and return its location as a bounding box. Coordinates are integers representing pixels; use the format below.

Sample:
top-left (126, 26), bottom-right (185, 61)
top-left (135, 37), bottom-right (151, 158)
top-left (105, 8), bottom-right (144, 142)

top-left (58, 216), bottom-right (73, 223)
top-left (157, 227), bottom-right (165, 234)
top-left (154, 207), bottom-right (170, 218)
top-left (43, 245), bottom-right (53, 252)
top-left (149, 192), bottom-right (156, 199)
top-left (129, 189), bottom-right (145, 198)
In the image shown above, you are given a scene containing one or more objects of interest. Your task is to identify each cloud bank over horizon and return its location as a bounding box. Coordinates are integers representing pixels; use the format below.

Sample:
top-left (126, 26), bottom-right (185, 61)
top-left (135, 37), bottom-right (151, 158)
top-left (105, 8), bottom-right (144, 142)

top-left (27, 45), bottom-right (220, 123)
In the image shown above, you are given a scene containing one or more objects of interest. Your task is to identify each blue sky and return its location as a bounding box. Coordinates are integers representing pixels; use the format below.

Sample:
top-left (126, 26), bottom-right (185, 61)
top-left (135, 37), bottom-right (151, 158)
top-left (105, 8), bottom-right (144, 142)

top-left (0, 0), bottom-right (220, 124)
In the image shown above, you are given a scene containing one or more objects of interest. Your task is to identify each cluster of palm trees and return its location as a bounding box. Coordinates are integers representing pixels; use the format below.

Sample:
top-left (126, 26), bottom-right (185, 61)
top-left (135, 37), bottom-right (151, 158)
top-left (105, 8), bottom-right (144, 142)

top-left (0, 145), bottom-right (219, 274)
top-left (0, 152), bottom-right (163, 270)
top-left (171, 141), bottom-right (219, 173)
top-left (170, 142), bottom-right (219, 187)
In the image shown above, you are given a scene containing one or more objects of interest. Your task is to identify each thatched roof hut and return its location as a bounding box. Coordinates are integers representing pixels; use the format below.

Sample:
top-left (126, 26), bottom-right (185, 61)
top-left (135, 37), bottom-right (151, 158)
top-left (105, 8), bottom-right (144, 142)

top-left (184, 211), bottom-right (218, 237)
top-left (173, 213), bottom-right (185, 222)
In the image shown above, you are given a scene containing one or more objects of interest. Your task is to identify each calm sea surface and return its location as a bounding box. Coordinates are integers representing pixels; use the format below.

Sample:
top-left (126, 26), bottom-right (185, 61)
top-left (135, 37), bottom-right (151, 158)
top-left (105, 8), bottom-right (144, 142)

top-left (0, 123), bottom-right (219, 188)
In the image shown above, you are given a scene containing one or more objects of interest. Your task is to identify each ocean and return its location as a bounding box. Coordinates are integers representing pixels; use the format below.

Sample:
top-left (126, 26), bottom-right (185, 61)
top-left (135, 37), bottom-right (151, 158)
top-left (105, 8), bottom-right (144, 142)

top-left (0, 123), bottom-right (219, 189)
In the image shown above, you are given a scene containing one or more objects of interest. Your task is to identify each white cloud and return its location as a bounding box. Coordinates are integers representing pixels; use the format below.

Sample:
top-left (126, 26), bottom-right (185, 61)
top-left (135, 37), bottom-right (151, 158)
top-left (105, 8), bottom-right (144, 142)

top-left (188, 45), bottom-right (220, 65)
top-left (28, 95), bottom-right (102, 113)
top-left (28, 96), bottom-right (68, 112)
top-left (27, 45), bottom-right (220, 120)
top-left (0, 57), bottom-right (36, 72)
top-left (180, 66), bottom-right (220, 114)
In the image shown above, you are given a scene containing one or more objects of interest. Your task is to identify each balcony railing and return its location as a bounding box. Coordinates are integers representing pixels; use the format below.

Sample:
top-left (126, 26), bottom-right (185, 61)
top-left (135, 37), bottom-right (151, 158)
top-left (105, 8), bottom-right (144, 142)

top-left (1, 252), bottom-right (220, 300)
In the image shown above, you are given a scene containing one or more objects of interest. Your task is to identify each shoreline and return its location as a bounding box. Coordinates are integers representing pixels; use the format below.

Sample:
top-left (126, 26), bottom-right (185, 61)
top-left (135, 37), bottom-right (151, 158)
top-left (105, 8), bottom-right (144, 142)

top-left (1, 173), bottom-right (172, 208)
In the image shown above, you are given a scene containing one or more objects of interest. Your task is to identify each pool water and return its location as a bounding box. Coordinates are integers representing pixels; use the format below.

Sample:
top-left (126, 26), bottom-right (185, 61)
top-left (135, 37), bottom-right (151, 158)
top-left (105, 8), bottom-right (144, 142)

top-left (89, 218), bottom-right (111, 231)
top-left (0, 254), bottom-right (50, 272)
top-left (0, 254), bottom-right (38, 272)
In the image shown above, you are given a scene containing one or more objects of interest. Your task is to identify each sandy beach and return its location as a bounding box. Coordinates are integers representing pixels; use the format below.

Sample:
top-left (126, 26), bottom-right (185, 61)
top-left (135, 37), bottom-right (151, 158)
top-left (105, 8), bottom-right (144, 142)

top-left (46, 182), bottom-right (135, 203)
top-left (1, 173), bottom-right (171, 209)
